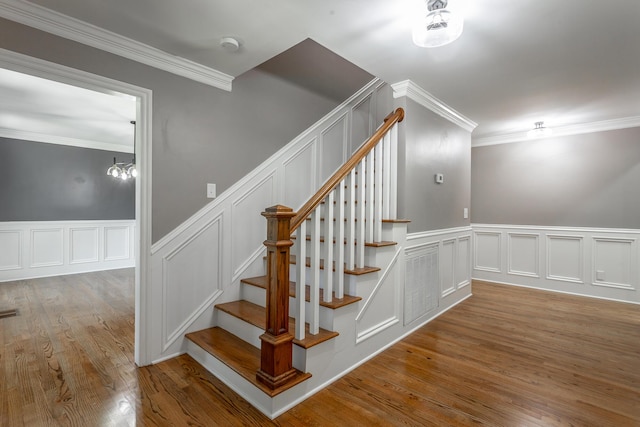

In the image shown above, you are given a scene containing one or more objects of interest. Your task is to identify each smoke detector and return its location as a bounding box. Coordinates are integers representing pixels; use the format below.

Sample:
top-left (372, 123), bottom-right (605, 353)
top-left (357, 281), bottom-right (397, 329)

top-left (220, 37), bottom-right (240, 52)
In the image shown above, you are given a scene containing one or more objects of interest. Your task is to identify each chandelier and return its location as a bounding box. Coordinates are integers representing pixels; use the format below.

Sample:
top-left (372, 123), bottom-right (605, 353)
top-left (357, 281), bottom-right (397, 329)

top-left (413, 0), bottom-right (464, 48)
top-left (107, 120), bottom-right (137, 180)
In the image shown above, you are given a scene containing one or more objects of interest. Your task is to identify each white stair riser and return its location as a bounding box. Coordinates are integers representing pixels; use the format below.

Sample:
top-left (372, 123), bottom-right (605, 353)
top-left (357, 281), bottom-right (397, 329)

top-left (216, 310), bottom-right (262, 349)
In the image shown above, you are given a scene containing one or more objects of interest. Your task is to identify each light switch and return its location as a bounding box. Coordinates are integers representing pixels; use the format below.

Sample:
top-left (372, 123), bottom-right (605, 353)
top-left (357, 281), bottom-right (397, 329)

top-left (463, 208), bottom-right (469, 219)
top-left (435, 173), bottom-right (444, 184)
top-left (207, 183), bottom-right (216, 199)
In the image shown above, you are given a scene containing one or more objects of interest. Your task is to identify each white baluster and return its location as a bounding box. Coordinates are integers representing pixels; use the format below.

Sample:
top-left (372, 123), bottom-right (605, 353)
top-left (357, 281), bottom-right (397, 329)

top-left (390, 124), bottom-right (398, 219)
top-left (374, 140), bottom-right (383, 242)
top-left (383, 131), bottom-right (391, 220)
top-left (357, 158), bottom-right (366, 268)
top-left (309, 208), bottom-right (321, 335)
top-left (366, 151), bottom-right (375, 244)
top-left (295, 221), bottom-right (306, 340)
top-left (323, 190), bottom-right (334, 303)
top-left (346, 169), bottom-right (356, 270)
top-left (336, 180), bottom-right (345, 299)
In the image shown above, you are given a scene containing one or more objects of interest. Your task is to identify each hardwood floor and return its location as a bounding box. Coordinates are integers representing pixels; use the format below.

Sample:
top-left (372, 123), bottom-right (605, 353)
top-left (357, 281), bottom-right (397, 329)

top-left (1, 270), bottom-right (638, 426)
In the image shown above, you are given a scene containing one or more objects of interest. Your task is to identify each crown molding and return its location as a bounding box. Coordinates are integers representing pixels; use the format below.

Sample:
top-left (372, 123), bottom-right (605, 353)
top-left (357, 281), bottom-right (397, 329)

top-left (0, 0), bottom-right (233, 91)
top-left (0, 127), bottom-right (134, 153)
top-left (472, 116), bottom-right (640, 147)
top-left (391, 80), bottom-right (477, 132)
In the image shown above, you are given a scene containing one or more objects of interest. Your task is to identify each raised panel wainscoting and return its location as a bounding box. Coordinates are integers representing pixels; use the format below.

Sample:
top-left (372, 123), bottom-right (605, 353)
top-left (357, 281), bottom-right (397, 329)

top-left (0, 220), bottom-right (135, 282)
top-left (472, 224), bottom-right (640, 304)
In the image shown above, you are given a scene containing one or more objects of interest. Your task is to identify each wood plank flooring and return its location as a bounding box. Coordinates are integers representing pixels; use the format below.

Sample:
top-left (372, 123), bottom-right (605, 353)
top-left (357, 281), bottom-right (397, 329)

top-left (1, 270), bottom-right (639, 426)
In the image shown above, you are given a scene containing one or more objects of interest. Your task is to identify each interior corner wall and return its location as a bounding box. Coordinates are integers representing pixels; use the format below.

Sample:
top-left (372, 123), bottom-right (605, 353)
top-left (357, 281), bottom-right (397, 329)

top-left (0, 18), bottom-right (367, 242)
top-left (397, 97), bottom-right (472, 233)
top-left (0, 137), bottom-right (134, 221)
top-left (471, 127), bottom-right (640, 229)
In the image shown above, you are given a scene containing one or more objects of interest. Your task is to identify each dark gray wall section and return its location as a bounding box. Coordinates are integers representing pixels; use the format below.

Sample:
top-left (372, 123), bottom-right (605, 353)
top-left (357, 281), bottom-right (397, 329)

top-left (397, 98), bottom-right (471, 233)
top-left (0, 19), bottom-right (373, 242)
top-left (471, 127), bottom-right (640, 228)
top-left (0, 137), bottom-right (134, 221)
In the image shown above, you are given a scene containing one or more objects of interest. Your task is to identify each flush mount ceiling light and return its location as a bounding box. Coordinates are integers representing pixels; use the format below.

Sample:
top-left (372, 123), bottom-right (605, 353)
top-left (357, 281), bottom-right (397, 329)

top-left (107, 120), bottom-right (137, 180)
top-left (220, 37), bottom-right (240, 52)
top-left (413, 0), bottom-right (464, 48)
top-left (527, 121), bottom-right (554, 139)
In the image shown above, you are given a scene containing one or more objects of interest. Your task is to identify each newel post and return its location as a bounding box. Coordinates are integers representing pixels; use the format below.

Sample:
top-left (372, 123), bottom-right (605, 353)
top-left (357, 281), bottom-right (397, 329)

top-left (256, 205), bottom-right (297, 389)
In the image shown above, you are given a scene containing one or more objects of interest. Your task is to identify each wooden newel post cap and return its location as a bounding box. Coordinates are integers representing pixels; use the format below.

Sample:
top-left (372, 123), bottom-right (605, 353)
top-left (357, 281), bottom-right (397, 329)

top-left (261, 205), bottom-right (295, 218)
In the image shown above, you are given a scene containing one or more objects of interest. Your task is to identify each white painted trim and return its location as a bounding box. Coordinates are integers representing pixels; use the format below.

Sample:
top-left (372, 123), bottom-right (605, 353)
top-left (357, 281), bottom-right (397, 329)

top-left (473, 223), bottom-right (640, 235)
top-left (473, 224), bottom-right (640, 304)
top-left (0, 0), bottom-right (233, 91)
top-left (391, 80), bottom-right (477, 132)
top-left (472, 116), bottom-right (640, 147)
top-left (407, 225), bottom-right (472, 241)
top-left (0, 48), bottom-right (154, 366)
top-left (506, 232), bottom-right (540, 278)
top-left (0, 127), bottom-right (134, 153)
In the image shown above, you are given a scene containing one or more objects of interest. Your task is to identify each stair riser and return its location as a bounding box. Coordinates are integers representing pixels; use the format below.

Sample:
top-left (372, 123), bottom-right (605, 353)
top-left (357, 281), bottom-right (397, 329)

top-left (216, 310), bottom-right (262, 349)
top-left (239, 282), bottom-right (338, 331)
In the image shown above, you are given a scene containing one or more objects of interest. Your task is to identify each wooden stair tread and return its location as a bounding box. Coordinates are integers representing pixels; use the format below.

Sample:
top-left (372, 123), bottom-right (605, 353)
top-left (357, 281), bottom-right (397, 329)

top-left (241, 275), bottom-right (361, 309)
top-left (289, 255), bottom-right (380, 275)
top-left (291, 235), bottom-right (397, 248)
top-left (216, 300), bottom-right (339, 349)
top-left (186, 327), bottom-right (311, 397)
top-left (382, 218), bottom-right (411, 223)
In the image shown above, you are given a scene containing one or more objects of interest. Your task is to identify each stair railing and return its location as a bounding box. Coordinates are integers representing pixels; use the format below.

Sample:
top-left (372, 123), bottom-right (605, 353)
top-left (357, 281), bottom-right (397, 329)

top-left (256, 108), bottom-right (404, 390)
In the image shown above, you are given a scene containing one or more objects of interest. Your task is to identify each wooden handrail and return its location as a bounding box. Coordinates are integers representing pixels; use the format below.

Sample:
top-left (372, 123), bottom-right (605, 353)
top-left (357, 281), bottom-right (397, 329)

top-left (289, 107), bottom-right (404, 233)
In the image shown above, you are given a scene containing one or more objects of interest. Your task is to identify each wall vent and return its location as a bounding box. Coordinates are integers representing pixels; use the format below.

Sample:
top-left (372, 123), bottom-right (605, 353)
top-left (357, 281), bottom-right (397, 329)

top-left (404, 244), bottom-right (439, 325)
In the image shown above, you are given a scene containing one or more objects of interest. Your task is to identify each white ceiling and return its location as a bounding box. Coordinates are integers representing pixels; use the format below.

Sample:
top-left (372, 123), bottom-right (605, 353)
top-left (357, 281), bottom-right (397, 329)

top-left (2, 0), bottom-right (640, 145)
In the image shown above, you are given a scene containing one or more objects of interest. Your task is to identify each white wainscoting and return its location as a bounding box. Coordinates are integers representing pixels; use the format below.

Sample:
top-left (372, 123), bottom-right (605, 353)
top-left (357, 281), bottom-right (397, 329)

top-left (472, 224), bottom-right (640, 304)
top-left (148, 79), bottom-right (393, 363)
top-left (405, 226), bottom-right (473, 316)
top-left (0, 220), bottom-right (135, 282)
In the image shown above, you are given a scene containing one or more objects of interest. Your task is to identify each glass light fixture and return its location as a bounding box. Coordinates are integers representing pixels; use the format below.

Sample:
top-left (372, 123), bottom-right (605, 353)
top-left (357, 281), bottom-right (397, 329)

top-left (413, 0), bottom-right (464, 48)
top-left (527, 121), bottom-right (553, 139)
top-left (107, 120), bottom-right (137, 180)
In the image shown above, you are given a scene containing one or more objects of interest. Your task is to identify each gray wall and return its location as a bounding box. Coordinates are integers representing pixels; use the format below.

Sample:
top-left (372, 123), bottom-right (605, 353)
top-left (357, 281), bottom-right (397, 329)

top-left (0, 137), bottom-right (134, 221)
top-left (0, 19), bottom-right (373, 242)
top-left (397, 98), bottom-right (472, 233)
top-left (471, 127), bottom-right (640, 229)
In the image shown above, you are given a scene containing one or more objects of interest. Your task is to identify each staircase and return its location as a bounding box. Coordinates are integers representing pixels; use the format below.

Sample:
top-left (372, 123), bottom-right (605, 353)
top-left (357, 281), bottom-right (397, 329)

top-left (185, 108), bottom-right (406, 417)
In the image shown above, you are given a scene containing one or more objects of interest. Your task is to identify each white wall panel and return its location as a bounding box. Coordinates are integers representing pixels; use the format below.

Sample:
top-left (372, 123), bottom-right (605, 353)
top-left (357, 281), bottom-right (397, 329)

top-left (163, 216), bottom-right (223, 349)
top-left (31, 228), bottom-right (64, 267)
top-left (456, 236), bottom-right (471, 288)
top-left (473, 225), bottom-right (640, 304)
top-left (547, 235), bottom-right (584, 283)
top-left (593, 237), bottom-right (636, 290)
top-left (474, 231), bottom-right (501, 272)
top-left (508, 233), bottom-right (539, 278)
top-left (282, 139), bottom-right (316, 210)
top-left (320, 115), bottom-right (348, 183)
top-left (350, 94), bottom-right (372, 154)
top-left (0, 220), bottom-right (135, 282)
top-left (231, 175), bottom-right (275, 279)
top-left (441, 239), bottom-right (456, 297)
top-left (70, 227), bottom-right (99, 264)
top-left (404, 244), bottom-right (438, 325)
top-left (0, 230), bottom-right (22, 270)
top-left (104, 226), bottom-right (130, 261)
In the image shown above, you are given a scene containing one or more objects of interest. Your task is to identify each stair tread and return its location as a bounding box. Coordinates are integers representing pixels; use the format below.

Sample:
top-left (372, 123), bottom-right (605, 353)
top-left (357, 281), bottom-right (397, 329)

top-left (216, 300), bottom-right (339, 349)
top-left (241, 275), bottom-right (361, 309)
top-left (290, 255), bottom-right (380, 275)
top-left (186, 327), bottom-right (311, 397)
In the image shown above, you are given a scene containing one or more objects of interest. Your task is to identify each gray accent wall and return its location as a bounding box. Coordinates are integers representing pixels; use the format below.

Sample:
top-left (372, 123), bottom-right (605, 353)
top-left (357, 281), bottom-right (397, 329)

top-left (0, 20), bottom-right (373, 242)
top-left (0, 137), bottom-right (134, 221)
top-left (397, 98), bottom-right (472, 233)
top-left (471, 127), bottom-right (640, 229)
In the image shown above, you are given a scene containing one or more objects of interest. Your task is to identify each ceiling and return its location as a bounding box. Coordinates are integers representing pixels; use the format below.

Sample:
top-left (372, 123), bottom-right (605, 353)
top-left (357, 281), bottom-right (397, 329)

top-left (2, 0), bottom-right (640, 146)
